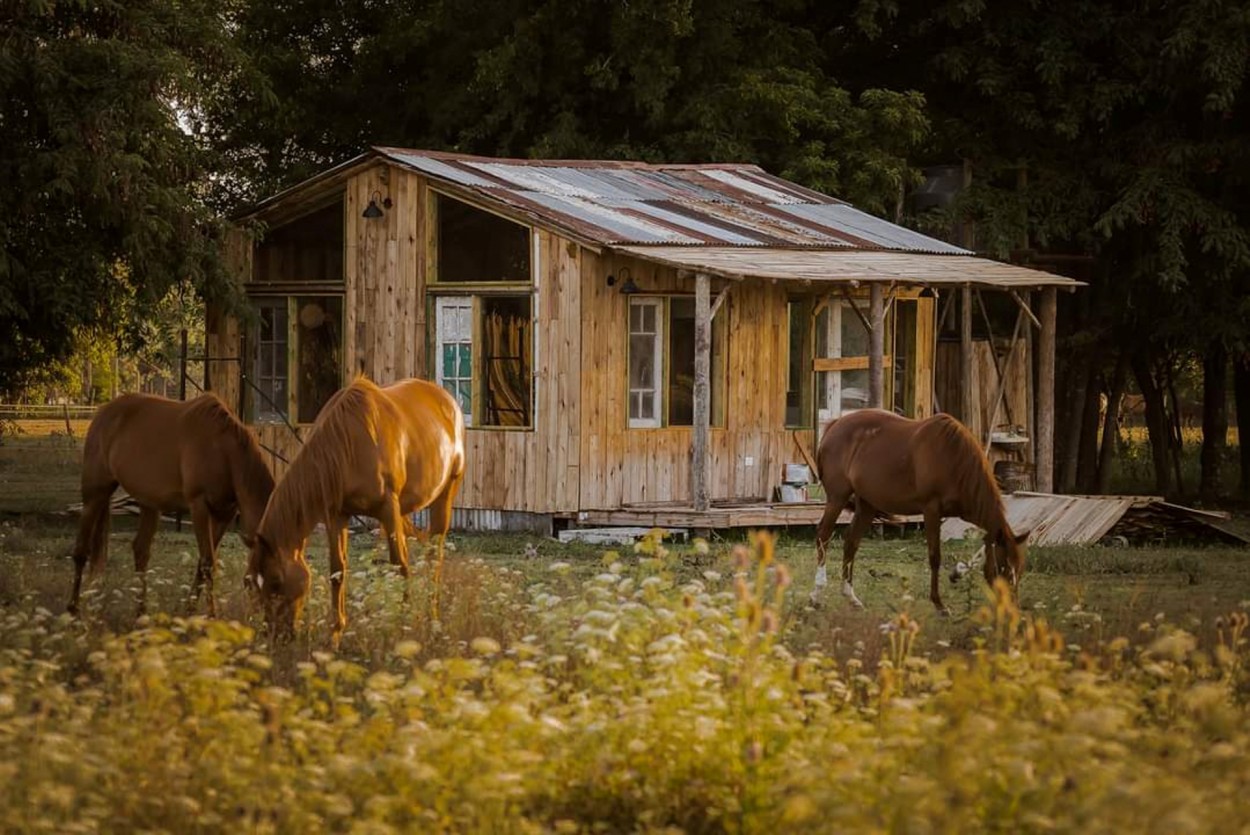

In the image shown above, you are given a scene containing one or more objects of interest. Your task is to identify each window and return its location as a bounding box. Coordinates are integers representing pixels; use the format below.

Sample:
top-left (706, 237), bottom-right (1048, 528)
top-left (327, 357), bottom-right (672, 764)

top-left (247, 296), bottom-right (343, 424)
top-left (892, 300), bottom-right (918, 417)
top-left (253, 300), bottom-right (288, 423)
top-left (436, 194), bottom-right (531, 284)
top-left (816, 301), bottom-right (871, 425)
top-left (436, 297), bottom-right (474, 423)
top-left (627, 296), bottom-right (725, 429)
top-left (629, 299), bottom-right (662, 427)
top-left (434, 295), bottom-right (533, 428)
top-left (786, 299), bottom-right (814, 427)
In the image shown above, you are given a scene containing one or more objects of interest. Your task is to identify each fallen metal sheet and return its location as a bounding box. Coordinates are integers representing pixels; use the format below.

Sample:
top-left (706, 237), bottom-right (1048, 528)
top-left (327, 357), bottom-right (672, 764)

top-left (942, 492), bottom-right (1249, 546)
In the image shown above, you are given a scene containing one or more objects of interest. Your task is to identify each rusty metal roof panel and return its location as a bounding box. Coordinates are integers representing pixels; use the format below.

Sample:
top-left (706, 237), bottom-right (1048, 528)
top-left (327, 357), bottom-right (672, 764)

top-left (776, 204), bottom-right (967, 254)
top-left (515, 193), bottom-right (701, 244)
top-left (372, 147), bottom-right (977, 253)
top-left (383, 151), bottom-right (501, 189)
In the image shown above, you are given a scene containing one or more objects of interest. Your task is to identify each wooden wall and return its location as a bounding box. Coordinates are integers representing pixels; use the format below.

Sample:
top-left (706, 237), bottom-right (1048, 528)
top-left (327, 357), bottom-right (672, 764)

top-left (578, 251), bottom-right (813, 509)
top-left (210, 159), bottom-right (948, 518)
top-left (935, 337), bottom-right (1032, 466)
top-left (453, 231), bottom-right (582, 513)
top-left (343, 165), bottom-right (424, 381)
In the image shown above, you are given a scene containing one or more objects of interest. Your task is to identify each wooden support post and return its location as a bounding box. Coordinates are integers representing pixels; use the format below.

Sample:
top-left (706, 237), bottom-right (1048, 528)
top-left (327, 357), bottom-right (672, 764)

top-left (1037, 287), bottom-right (1058, 492)
top-left (868, 282), bottom-right (885, 409)
top-left (960, 285), bottom-right (974, 426)
top-left (692, 272), bottom-right (711, 512)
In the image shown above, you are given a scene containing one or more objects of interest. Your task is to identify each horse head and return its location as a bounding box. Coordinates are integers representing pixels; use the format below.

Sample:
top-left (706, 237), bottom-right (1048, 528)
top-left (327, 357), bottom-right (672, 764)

top-left (245, 532), bottom-right (311, 639)
top-left (983, 527), bottom-right (1028, 590)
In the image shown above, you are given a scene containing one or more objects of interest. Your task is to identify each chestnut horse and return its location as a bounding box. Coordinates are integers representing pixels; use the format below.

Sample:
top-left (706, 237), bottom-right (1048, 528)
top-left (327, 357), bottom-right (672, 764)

top-left (246, 376), bottom-right (465, 641)
top-left (69, 393), bottom-right (275, 615)
top-left (813, 409), bottom-right (1027, 613)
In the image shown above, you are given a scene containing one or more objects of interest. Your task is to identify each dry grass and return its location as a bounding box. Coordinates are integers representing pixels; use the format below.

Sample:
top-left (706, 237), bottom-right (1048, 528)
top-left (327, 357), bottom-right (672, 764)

top-left (2, 523), bottom-right (1250, 831)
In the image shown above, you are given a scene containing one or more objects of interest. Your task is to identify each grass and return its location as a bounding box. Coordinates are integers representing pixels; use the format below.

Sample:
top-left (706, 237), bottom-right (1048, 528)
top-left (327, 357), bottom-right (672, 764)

top-left (0, 424), bottom-right (85, 514)
top-left (3, 515), bottom-right (1247, 671)
top-left (5, 418), bottom-right (1250, 829)
top-left (2, 520), bottom-right (1250, 831)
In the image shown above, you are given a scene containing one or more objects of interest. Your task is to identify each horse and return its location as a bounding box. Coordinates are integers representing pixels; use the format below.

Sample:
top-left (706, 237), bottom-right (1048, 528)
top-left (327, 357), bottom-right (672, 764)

top-left (69, 393), bottom-right (276, 616)
top-left (812, 409), bottom-right (1027, 613)
top-left (245, 376), bottom-right (466, 642)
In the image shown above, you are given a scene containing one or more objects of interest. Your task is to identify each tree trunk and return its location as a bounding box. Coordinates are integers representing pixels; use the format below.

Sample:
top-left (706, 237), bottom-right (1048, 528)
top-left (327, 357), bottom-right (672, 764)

top-left (1165, 364), bottom-right (1185, 496)
top-left (1200, 341), bottom-right (1229, 500)
top-left (1235, 353), bottom-right (1250, 497)
top-left (1076, 362), bottom-right (1102, 493)
top-left (1059, 353), bottom-right (1091, 492)
top-left (1131, 351), bottom-right (1173, 496)
top-left (1096, 352), bottom-right (1128, 493)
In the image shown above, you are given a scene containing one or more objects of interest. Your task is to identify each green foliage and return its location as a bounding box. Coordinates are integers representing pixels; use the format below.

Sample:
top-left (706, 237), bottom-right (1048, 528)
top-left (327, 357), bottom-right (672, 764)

top-left (0, 0), bottom-right (244, 397)
top-left (3, 533), bottom-right (1250, 831)
top-left (203, 0), bottom-right (930, 215)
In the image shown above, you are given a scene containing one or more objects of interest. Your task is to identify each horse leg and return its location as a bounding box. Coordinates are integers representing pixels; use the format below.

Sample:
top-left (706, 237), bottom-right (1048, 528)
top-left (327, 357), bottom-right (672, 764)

top-left (840, 500), bottom-right (876, 609)
top-left (924, 503), bottom-right (949, 615)
top-left (428, 473), bottom-right (462, 591)
top-left (131, 505), bottom-right (159, 616)
top-left (812, 493), bottom-right (850, 602)
top-left (327, 514), bottom-right (350, 647)
top-left (69, 486), bottom-right (113, 615)
top-left (189, 498), bottom-right (220, 617)
top-left (378, 491), bottom-right (410, 578)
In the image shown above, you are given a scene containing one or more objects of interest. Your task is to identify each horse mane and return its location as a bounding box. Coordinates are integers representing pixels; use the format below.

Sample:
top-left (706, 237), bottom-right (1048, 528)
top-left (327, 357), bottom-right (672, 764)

top-left (261, 377), bottom-right (381, 546)
top-left (184, 394), bottom-right (274, 494)
top-left (923, 413), bottom-right (1007, 531)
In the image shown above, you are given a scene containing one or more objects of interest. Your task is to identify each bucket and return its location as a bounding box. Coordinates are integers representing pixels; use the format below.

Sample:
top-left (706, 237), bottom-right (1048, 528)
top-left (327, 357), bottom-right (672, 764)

top-left (783, 463), bottom-right (812, 484)
top-left (993, 460), bottom-right (1032, 494)
top-left (778, 484), bottom-right (808, 503)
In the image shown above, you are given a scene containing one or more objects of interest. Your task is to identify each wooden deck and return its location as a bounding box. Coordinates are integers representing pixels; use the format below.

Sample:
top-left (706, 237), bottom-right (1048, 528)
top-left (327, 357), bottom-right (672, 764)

top-left (570, 500), bottom-right (920, 530)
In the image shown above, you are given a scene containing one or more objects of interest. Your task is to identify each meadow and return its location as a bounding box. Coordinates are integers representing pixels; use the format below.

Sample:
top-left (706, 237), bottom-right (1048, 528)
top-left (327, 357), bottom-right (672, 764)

top-left (2, 420), bottom-right (1250, 832)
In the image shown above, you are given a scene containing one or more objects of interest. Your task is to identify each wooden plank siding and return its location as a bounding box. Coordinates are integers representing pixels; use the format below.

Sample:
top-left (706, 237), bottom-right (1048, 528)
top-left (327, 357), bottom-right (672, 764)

top-left (209, 159), bottom-right (946, 523)
top-left (578, 251), bottom-right (806, 510)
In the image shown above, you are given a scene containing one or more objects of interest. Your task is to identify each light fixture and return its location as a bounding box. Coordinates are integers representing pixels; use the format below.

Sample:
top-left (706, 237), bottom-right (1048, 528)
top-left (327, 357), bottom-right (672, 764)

top-left (607, 267), bottom-right (640, 295)
top-left (362, 190), bottom-right (392, 218)
top-left (919, 286), bottom-right (936, 298)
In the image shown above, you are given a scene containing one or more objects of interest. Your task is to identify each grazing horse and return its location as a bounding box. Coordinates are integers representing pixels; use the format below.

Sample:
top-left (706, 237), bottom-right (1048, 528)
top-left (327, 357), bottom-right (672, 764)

top-left (69, 393), bottom-right (275, 615)
top-left (245, 376), bottom-right (466, 642)
top-left (812, 409), bottom-right (1027, 613)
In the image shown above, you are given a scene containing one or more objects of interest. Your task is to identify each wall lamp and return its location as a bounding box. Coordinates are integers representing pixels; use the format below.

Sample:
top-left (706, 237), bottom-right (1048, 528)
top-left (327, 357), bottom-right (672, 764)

top-left (919, 286), bottom-right (937, 298)
top-left (606, 266), bottom-right (640, 294)
top-left (362, 190), bottom-right (392, 219)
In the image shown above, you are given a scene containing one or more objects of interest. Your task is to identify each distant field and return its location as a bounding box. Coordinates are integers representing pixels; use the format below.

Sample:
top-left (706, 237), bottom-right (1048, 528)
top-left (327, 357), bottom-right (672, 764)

top-left (0, 420), bottom-right (85, 514)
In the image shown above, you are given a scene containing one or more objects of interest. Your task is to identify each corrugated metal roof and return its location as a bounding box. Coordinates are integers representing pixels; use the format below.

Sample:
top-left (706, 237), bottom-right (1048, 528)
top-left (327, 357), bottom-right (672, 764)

top-left (941, 492), bottom-right (1249, 546)
top-left (614, 246), bottom-right (1083, 289)
top-left (373, 146), bottom-right (969, 255)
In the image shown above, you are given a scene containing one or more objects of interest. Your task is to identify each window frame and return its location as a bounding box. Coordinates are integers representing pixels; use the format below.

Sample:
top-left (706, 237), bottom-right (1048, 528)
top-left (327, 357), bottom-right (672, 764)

top-left (625, 294), bottom-right (727, 430)
top-left (428, 189), bottom-right (534, 291)
top-left (628, 297), bottom-right (664, 429)
top-left (245, 292), bottom-right (345, 426)
top-left (430, 291), bottom-right (537, 431)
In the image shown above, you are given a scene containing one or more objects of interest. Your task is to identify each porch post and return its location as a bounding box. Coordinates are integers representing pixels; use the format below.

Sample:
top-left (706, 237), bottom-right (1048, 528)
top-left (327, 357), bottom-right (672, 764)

top-left (693, 272), bottom-right (711, 512)
top-left (960, 285), bottom-right (974, 426)
top-left (1036, 286), bottom-right (1058, 492)
top-left (868, 282), bottom-right (885, 408)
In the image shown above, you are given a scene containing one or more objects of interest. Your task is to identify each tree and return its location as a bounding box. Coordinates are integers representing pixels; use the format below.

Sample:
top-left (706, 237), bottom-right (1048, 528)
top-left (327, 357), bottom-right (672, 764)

top-left (848, 0), bottom-right (1250, 497)
top-left (0, 0), bottom-right (245, 397)
top-left (201, 0), bottom-right (929, 216)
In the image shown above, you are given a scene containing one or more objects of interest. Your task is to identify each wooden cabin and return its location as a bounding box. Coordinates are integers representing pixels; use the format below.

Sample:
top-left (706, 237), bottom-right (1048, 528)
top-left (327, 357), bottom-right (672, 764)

top-left (206, 148), bottom-right (1080, 532)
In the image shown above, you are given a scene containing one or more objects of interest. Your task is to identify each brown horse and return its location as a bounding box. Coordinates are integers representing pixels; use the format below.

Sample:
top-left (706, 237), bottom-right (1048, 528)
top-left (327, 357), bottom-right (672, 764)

top-left (812, 409), bottom-right (1027, 613)
top-left (70, 393), bottom-right (275, 616)
top-left (245, 376), bottom-right (466, 642)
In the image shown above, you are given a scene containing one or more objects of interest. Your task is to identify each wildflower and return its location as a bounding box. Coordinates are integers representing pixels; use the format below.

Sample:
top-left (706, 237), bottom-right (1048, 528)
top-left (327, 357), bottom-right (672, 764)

top-left (394, 640), bottom-right (422, 659)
